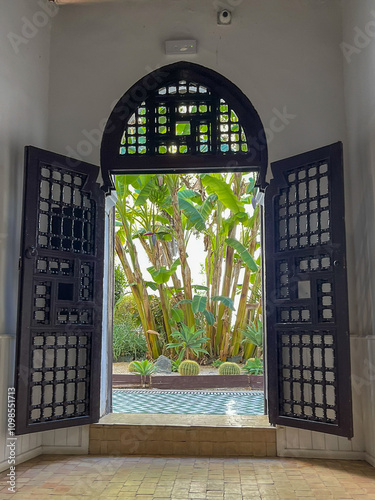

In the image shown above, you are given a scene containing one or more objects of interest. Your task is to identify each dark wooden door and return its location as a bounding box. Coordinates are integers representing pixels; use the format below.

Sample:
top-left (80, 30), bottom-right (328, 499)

top-left (265, 142), bottom-right (353, 437)
top-left (15, 146), bottom-right (105, 435)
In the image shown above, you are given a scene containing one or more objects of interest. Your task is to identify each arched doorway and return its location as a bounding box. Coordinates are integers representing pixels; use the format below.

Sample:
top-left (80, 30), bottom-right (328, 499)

top-left (102, 61), bottom-right (268, 417)
top-left (15, 63), bottom-right (353, 440)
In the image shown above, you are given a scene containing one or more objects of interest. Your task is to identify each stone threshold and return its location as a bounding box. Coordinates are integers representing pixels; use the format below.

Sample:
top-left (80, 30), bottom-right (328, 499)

top-left (98, 412), bottom-right (270, 427)
top-left (89, 413), bottom-right (276, 457)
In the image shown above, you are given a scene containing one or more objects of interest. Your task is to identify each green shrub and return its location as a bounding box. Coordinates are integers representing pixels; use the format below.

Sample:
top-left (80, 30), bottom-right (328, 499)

top-left (212, 359), bottom-right (224, 368)
top-left (243, 357), bottom-right (263, 375)
top-left (178, 360), bottom-right (200, 376)
top-left (218, 362), bottom-right (241, 375)
top-left (112, 321), bottom-right (147, 361)
top-left (114, 264), bottom-right (128, 305)
top-left (114, 295), bottom-right (139, 324)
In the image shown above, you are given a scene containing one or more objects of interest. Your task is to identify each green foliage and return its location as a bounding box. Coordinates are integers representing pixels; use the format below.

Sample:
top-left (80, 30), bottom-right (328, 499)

top-left (212, 295), bottom-right (235, 311)
top-left (192, 295), bottom-right (207, 314)
top-left (203, 310), bottom-right (215, 326)
top-left (147, 258), bottom-right (180, 285)
top-left (200, 174), bottom-right (244, 214)
top-left (178, 197), bottom-right (206, 231)
top-left (130, 360), bottom-right (157, 376)
top-left (170, 307), bottom-right (184, 323)
top-left (114, 265), bottom-right (128, 305)
top-left (241, 320), bottom-right (263, 348)
top-left (243, 357), bottom-right (263, 375)
top-left (171, 359), bottom-right (181, 373)
top-left (218, 362), bottom-right (241, 375)
top-left (114, 171), bottom-right (261, 363)
top-left (178, 360), bottom-right (200, 376)
top-left (114, 296), bottom-right (139, 325)
top-left (211, 359), bottom-right (224, 368)
top-left (225, 238), bottom-right (258, 272)
top-left (128, 361), bottom-right (137, 373)
top-left (112, 321), bottom-right (147, 361)
top-left (167, 323), bottom-right (209, 362)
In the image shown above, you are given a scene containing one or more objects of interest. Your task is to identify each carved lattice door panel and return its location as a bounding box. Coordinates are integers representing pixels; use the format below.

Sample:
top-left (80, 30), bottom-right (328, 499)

top-left (15, 147), bottom-right (105, 435)
top-left (265, 142), bottom-right (353, 437)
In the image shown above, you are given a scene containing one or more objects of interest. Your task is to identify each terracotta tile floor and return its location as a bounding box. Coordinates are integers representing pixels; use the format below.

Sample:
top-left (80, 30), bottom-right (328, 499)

top-left (0, 454), bottom-right (375, 499)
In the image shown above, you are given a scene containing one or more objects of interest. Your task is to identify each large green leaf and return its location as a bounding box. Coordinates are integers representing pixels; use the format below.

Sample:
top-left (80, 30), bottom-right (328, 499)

top-left (115, 174), bottom-right (140, 198)
top-left (225, 238), bottom-right (258, 272)
top-left (212, 295), bottom-right (235, 311)
top-left (170, 258), bottom-right (181, 274)
top-left (192, 295), bottom-right (207, 314)
top-left (171, 308), bottom-right (184, 323)
top-left (147, 266), bottom-right (171, 284)
top-left (134, 176), bottom-right (156, 207)
top-left (178, 198), bottom-right (206, 231)
top-left (192, 284), bottom-right (209, 291)
top-left (201, 175), bottom-right (243, 214)
top-left (177, 189), bottom-right (201, 202)
top-left (199, 193), bottom-right (218, 220)
top-left (145, 281), bottom-right (158, 291)
top-left (175, 299), bottom-right (193, 307)
top-left (203, 310), bottom-right (215, 326)
top-left (147, 258), bottom-right (180, 285)
top-left (155, 214), bottom-right (170, 225)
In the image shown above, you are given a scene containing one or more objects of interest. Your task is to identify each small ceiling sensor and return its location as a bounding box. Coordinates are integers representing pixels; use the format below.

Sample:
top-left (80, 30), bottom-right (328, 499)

top-left (218, 9), bottom-right (232, 25)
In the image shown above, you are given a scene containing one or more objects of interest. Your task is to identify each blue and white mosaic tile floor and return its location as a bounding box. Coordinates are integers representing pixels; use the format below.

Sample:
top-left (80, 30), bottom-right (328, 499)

top-left (112, 390), bottom-right (264, 416)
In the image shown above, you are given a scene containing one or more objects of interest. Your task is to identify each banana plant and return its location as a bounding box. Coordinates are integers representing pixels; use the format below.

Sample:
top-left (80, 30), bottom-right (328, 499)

top-left (114, 171), bottom-right (261, 362)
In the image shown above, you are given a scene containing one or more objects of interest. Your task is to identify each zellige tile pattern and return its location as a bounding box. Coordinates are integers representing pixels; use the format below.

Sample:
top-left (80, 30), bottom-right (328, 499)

top-left (112, 390), bottom-right (264, 415)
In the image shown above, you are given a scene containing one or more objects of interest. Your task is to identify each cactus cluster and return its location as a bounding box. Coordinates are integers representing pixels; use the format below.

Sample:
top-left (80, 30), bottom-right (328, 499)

top-left (178, 360), bottom-right (200, 376)
top-left (218, 362), bottom-right (241, 375)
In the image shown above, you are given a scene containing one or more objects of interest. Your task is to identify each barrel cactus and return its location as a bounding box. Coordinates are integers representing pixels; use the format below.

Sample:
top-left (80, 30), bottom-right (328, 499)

top-left (218, 362), bottom-right (241, 375)
top-left (178, 360), bottom-right (200, 376)
top-left (128, 361), bottom-right (137, 373)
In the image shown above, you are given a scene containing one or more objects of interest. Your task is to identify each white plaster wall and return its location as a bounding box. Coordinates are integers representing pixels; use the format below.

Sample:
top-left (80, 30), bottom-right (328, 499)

top-left (341, 0), bottom-right (375, 466)
top-left (0, 0), bottom-right (52, 472)
top-left (46, 0), bottom-right (346, 166)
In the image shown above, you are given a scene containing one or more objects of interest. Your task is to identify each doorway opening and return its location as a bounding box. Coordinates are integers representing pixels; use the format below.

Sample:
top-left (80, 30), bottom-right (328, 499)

top-left (99, 62), bottom-right (269, 420)
top-left (111, 170), bottom-right (265, 417)
top-left (14, 66), bottom-right (353, 439)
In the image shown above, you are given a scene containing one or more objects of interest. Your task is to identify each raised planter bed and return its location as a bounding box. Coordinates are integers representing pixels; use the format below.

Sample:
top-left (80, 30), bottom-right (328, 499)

top-left (112, 374), bottom-right (264, 390)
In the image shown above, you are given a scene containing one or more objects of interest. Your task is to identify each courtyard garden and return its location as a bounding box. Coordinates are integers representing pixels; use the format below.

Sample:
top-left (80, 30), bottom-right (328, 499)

top-left (113, 172), bottom-right (263, 384)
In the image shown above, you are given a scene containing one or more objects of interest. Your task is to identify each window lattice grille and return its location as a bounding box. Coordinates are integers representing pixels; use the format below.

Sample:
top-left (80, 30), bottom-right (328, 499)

top-left (30, 331), bottom-right (90, 423)
top-left (276, 163), bottom-right (330, 252)
top-left (119, 81), bottom-right (249, 157)
top-left (278, 331), bottom-right (337, 424)
top-left (38, 166), bottom-right (96, 255)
